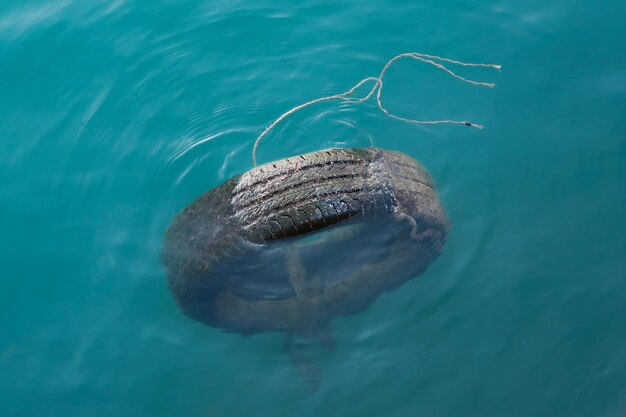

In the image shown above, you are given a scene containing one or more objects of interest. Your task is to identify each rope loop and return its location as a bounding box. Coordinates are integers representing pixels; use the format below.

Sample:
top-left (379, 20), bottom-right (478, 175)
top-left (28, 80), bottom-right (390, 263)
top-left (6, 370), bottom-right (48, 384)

top-left (252, 52), bottom-right (501, 166)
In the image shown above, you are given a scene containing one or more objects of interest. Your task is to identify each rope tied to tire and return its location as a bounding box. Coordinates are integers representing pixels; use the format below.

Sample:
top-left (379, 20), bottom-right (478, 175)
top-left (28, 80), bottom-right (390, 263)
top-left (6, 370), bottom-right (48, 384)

top-left (162, 51), bottom-right (500, 387)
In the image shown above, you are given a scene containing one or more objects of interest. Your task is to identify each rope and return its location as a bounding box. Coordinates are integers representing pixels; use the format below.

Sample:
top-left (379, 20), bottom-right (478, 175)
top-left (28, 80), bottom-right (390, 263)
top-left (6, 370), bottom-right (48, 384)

top-left (252, 52), bottom-right (501, 166)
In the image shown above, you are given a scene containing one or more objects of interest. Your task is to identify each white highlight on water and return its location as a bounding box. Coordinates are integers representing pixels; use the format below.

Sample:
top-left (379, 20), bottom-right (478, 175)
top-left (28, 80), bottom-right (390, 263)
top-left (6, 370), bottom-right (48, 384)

top-left (252, 52), bottom-right (501, 166)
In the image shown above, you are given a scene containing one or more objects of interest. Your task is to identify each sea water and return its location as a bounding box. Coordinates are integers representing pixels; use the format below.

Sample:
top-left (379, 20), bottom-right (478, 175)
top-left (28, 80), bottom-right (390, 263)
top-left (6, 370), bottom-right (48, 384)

top-left (1, 0), bottom-right (625, 416)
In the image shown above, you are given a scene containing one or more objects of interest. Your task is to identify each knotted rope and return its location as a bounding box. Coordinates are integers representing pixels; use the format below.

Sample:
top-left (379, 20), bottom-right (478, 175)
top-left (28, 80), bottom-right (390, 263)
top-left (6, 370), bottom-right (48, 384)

top-left (252, 52), bottom-right (501, 166)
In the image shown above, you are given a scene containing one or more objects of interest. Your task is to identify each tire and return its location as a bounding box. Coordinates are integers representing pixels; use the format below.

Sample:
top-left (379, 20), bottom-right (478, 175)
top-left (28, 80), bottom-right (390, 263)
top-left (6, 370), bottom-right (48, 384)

top-left (162, 147), bottom-right (448, 334)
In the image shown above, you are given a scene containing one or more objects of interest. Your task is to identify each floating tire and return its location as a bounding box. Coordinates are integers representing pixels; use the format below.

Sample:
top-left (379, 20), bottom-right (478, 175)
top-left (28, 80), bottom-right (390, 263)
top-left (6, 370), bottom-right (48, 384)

top-left (162, 147), bottom-right (449, 334)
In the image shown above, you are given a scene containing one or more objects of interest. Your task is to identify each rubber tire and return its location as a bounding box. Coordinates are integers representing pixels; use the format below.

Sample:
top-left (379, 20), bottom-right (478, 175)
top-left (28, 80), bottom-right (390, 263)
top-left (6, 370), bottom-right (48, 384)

top-left (162, 147), bottom-right (448, 334)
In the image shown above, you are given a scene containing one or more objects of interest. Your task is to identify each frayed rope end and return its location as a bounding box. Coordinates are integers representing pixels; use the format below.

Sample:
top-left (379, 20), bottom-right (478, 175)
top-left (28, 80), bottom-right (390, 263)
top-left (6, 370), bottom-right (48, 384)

top-left (464, 121), bottom-right (485, 129)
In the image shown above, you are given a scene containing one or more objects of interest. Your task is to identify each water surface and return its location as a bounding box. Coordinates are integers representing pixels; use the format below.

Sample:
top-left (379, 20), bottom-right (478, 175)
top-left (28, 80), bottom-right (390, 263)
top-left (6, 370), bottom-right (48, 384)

top-left (1, 0), bottom-right (625, 416)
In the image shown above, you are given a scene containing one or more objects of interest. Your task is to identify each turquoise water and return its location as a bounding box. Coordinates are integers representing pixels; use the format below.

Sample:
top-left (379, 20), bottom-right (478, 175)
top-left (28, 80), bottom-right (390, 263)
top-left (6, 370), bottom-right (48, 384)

top-left (2, 0), bottom-right (625, 415)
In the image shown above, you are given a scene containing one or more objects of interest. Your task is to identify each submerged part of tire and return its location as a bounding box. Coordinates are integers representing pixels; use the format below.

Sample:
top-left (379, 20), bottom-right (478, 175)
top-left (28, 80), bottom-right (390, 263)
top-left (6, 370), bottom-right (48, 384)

top-left (161, 147), bottom-right (449, 335)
